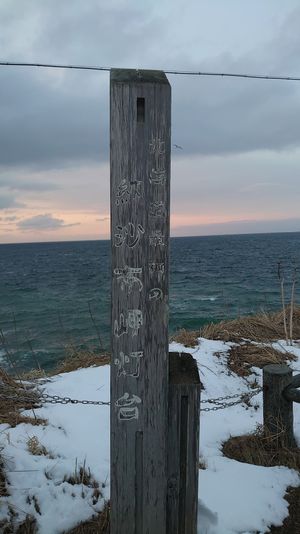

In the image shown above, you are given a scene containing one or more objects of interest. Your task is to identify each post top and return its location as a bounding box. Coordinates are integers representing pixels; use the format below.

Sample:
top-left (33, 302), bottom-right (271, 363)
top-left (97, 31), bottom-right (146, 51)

top-left (169, 352), bottom-right (201, 385)
top-left (263, 363), bottom-right (291, 375)
top-left (110, 68), bottom-right (169, 85)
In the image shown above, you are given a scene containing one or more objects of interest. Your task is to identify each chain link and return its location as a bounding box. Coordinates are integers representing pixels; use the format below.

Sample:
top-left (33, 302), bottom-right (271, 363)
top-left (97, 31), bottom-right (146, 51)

top-left (201, 392), bottom-right (247, 404)
top-left (0, 390), bottom-right (109, 406)
top-left (39, 392), bottom-right (110, 406)
top-left (0, 386), bottom-right (262, 411)
top-left (200, 387), bottom-right (262, 412)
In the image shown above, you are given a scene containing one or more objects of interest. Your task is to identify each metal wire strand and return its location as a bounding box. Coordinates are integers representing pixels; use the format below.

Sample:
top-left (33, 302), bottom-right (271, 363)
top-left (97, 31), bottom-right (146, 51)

top-left (1, 61), bottom-right (300, 82)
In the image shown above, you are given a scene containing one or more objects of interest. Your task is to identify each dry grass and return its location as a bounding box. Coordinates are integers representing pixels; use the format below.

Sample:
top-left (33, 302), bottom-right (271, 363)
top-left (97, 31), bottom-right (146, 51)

top-left (63, 460), bottom-right (102, 504)
top-left (26, 495), bottom-right (41, 515)
top-left (170, 328), bottom-right (201, 348)
top-left (29, 460), bottom-right (106, 532)
top-left (64, 461), bottom-right (95, 487)
top-left (0, 452), bottom-right (8, 497)
top-left (198, 457), bottom-right (207, 470)
top-left (0, 368), bottom-right (19, 388)
top-left (63, 503), bottom-right (110, 534)
top-left (27, 436), bottom-right (49, 457)
top-left (0, 368), bottom-right (46, 427)
top-left (171, 307), bottom-right (300, 346)
top-left (227, 342), bottom-right (297, 377)
top-left (0, 344), bottom-right (109, 533)
top-left (200, 305), bottom-right (300, 343)
top-left (52, 349), bottom-right (110, 375)
top-left (0, 371), bottom-right (45, 531)
top-left (268, 487), bottom-right (300, 533)
top-left (223, 425), bottom-right (300, 470)
top-left (0, 515), bottom-right (37, 534)
top-left (20, 368), bottom-right (47, 381)
top-left (171, 308), bottom-right (300, 378)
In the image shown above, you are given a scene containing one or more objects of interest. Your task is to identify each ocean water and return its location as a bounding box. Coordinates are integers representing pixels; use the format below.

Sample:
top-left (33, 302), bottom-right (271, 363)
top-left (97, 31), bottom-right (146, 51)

top-left (0, 233), bottom-right (300, 372)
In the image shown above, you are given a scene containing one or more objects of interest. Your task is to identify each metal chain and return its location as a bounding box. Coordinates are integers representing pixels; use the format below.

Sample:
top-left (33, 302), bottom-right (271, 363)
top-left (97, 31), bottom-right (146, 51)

top-left (0, 386), bottom-right (262, 411)
top-left (200, 387), bottom-right (262, 412)
top-left (201, 392), bottom-right (249, 403)
top-left (0, 390), bottom-right (109, 406)
top-left (39, 392), bottom-right (110, 406)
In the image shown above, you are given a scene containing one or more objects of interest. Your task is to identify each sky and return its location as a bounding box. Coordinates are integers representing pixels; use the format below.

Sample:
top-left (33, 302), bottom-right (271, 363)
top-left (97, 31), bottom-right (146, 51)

top-left (1, 0), bottom-right (300, 243)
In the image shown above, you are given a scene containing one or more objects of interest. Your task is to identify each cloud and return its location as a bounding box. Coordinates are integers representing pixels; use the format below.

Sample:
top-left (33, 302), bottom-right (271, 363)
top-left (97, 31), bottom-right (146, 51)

top-left (0, 175), bottom-right (61, 192)
top-left (0, 215), bottom-right (19, 225)
top-left (3, 215), bottom-right (19, 221)
top-left (97, 216), bottom-right (109, 222)
top-left (0, 176), bottom-right (60, 191)
top-left (17, 213), bottom-right (80, 231)
top-left (0, 193), bottom-right (24, 209)
top-left (0, 2), bottom-right (300, 173)
top-left (0, 68), bottom-right (109, 169)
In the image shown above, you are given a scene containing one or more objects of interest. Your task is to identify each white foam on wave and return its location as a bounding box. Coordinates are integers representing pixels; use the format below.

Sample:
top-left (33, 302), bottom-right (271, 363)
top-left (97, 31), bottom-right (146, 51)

top-left (195, 296), bottom-right (218, 302)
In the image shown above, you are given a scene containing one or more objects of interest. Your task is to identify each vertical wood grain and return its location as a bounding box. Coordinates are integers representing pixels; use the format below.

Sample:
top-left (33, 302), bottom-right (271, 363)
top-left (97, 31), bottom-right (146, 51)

top-left (263, 364), bottom-right (296, 448)
top-left (167, 352), bottom-right (201, 534)
top-left (110, 69), bottom-right (171, 534)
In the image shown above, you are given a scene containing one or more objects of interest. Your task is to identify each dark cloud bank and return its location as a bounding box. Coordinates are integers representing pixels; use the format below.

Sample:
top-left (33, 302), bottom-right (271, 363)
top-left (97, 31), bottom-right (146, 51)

top-left (1, 2), bottom-right (300, 174)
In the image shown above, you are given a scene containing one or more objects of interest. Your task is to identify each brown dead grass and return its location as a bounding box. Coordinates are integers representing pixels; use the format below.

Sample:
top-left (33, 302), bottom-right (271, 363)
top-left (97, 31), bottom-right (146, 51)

top-left (0, 392), bottom-right (46, 516)
top-left (0, 349), bottom-right (110, 533)
top-left (64, 461), bottom-right (96, 487)
top-left (0, 409), bottom-right (46, 428)
top-left (171, 308), bottom-right (300, 378)
top-left (0, 515), bottom-right (38, 534)
top-left (223, 427), bottom-right (300, 470)
top-left (227, 342), bottom-right (297, 377)
top-left (0, 368), bottom-right (46, 427)
top-left (200, 305), bottom-right (300, 343)
top-left (170, 328), bottom-right (200, 348)
top-left (20, 368), bottom-right (48, 381)
top-left (268, 487), bottom-right (300, 533)
top-left (0, 453), bottom-right (8, 497)
top-left (63, 460), bottom-right (102, 505)
top-left (63, 503), bottom-right (110, 534)
top-left (52, 349), bottom-right (110, 375)
top-left (171, 307), bottom-right (300, 347)
top-left (27, 436), bottom-right (49, 457)
top-left (198, 457), bottom-right (207, 470)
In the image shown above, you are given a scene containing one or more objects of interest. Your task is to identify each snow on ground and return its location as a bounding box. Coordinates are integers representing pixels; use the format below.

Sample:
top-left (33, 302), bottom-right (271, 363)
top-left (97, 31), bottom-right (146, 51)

top-left (0, 367), bottom-right (110, 533)
top-left (1, 339), bottom-right (300, 533)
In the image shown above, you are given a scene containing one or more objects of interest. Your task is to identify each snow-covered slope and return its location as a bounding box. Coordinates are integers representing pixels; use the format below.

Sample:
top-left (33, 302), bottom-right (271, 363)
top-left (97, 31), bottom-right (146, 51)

top-left (1, 339), bottom-right (300, 533)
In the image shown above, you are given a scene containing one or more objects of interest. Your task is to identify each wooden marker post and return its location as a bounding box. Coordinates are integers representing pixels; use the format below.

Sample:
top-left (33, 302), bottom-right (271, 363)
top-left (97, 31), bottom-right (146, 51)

top-left (263, 364), bottom-right (296, 448)
top-left (110, 69), bottom-right (171, 534)
top-left (167, 352), bottom-right (201, 534)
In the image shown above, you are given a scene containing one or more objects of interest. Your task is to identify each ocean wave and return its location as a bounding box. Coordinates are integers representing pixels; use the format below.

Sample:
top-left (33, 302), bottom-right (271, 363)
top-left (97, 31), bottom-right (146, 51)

top-left (194, 296), bottom-right (218, 302)
top-left (0, 349), bottom-right (6, 363)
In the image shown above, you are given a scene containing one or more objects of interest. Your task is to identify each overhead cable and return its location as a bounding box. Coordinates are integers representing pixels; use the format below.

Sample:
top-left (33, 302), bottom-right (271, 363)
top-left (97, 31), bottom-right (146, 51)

top-left (1, 61), bottom-right (300, 82)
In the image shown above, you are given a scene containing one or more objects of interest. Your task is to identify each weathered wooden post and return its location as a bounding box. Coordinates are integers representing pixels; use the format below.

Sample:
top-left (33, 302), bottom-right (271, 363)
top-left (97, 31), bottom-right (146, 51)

top-left (263, 364), bottom-right (296, 448)
top-left (110, 69), bottom-right (171, 534)
top-left (167, 352), bottom-right (201, 534)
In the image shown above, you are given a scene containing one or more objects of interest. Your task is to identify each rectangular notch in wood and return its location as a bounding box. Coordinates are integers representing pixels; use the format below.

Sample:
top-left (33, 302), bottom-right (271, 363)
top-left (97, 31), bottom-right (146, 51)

top-left (179, 395), bottom-right (188, 533)
top-left (137, 97), bottom-right (145, 123)
top-left (135, 431), bottom-right (143, 534)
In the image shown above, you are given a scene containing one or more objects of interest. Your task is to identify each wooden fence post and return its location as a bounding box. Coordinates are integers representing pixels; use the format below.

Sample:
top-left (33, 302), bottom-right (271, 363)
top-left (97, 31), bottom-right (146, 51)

top-left (167, 352), bottom-right (201, 534)
top-left (263, 364), bottom-right (296, 448)
top-left (110, 69), bottom-right (171, 534)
